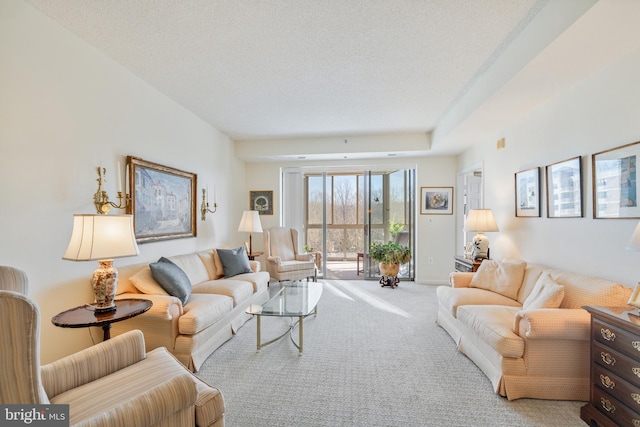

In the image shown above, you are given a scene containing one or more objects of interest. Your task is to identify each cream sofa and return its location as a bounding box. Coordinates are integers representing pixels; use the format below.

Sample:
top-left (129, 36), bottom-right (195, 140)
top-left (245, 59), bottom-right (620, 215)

top-left (111, 249), bottom-right (270, 371)
top-left (436, 259), bottom-right (632, 401)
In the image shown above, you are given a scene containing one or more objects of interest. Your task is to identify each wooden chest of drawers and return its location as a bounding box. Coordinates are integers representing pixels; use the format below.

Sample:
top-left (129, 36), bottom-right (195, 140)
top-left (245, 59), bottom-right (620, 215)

top-left (582, 306), bottom-right (640, 427)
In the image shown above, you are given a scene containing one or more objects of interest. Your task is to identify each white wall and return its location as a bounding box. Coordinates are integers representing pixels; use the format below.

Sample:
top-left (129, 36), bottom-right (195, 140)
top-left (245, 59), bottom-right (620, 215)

top-left (0, 0), bottom-right (244, 363)
top-left (459, 44), bottom-right (640, 287)
top-left (243, 156), bottom-right (458, 284)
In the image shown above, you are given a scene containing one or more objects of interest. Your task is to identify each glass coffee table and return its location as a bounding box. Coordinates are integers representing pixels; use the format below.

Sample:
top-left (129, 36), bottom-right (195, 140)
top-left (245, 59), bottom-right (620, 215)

top-left (246, 281), bottom-right (322, 355)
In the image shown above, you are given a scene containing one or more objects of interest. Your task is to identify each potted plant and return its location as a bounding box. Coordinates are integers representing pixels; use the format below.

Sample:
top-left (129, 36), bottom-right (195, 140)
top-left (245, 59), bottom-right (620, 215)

top-left (369, 241), bottom-right (411, 281)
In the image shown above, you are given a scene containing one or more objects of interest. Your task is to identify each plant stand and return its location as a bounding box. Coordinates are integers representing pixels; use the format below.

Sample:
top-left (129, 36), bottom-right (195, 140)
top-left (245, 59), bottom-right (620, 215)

top-left (379, 275), bottom-right (399, 289)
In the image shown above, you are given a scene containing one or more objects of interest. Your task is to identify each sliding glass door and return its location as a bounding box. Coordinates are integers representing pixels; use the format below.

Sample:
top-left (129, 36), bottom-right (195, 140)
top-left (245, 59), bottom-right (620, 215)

top-left (302, 168), bottom-right (415, 281)
top-left (362, 169), bottom-right (415, 280)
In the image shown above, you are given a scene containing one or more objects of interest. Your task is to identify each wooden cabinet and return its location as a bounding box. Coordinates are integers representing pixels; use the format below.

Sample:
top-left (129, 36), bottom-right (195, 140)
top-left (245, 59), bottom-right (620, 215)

top-left (581, 306), bottom-right (640, 426)
top-left (454, 256), bottom-right (482, 273)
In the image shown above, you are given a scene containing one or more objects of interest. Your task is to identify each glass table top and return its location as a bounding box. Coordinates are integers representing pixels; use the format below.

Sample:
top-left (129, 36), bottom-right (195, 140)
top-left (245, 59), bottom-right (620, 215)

top-left (247, 281), bottom-right (322, 317)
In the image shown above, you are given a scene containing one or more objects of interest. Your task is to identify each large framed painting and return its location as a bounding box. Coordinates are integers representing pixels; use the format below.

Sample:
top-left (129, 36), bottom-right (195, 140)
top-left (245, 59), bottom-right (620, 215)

top-left (593, 141), bottom-right (640, 219)
top-left (127, 156), bottom-right (197, 243)
top-left (546, 156), bottom-right (583, 218)
top-left (250, 190), bottom-right (273, 215)
top-left (420, 187), bottom-right (453, 215)
top-left (515, 167), bottom-right (540, 217)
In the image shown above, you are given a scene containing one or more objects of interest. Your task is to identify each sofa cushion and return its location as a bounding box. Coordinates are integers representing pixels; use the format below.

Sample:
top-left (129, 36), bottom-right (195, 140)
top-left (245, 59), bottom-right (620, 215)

top-left (469, 259), bottom-right (526, 300)
top-left (167, 253), bottom-right (210, 285)
top-left (179, 294), bottom-right (233, 335)
top-left (436, 286), bottom-right (522, 318)
top-left (523, 272), bottom-right (565, 310)
top-left (130, 266), bottom-right (170, 296)
top-left (548, 270), bottom-right (633, 309)
top-left (196, 250), bottom-right (219, 281)
top-left (192, 279), bottom-right (254, 307)
top-left (217, 247), bottom-right (253, 278)
top-left (231, 271), bottom-right (270, 293)
top-left (150, 258), bottom-right (192, 305)
top-left (210, 250), bottom-right (225, 279)
top-left (457, 305), bottom-right (524, 358)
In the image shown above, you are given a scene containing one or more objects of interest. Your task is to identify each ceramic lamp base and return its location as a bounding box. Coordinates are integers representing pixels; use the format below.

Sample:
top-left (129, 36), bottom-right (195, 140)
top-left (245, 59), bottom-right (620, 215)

top-left (472, 233), bottom-right (490, 259)
top-left (91, 260), bottom-right (118, 312)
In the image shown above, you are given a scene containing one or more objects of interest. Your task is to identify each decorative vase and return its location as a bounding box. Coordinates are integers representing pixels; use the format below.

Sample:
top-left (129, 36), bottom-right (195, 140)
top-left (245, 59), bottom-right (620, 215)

top-left (379, 262), bottom-right (400, 277)
top-left (91, 260), bottom-right (118, 312)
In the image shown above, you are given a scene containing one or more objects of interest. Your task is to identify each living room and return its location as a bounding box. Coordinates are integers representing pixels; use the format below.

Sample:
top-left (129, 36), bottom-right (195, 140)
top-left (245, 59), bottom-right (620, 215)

top-left (3, 0), bottom-right (640, 424)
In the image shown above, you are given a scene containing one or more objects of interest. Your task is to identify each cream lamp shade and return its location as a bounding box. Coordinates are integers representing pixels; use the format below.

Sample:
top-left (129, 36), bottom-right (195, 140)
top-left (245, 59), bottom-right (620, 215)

top-left (237, 210), bottom-right (263, 255)
top-left (63, 214), bottom-right (139, 312)
top-left (464, 209), bottom-right (499, 260)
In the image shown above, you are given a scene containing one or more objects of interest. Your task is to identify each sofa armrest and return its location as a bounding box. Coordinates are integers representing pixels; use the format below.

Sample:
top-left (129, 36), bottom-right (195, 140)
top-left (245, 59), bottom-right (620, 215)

top-left (266, 256), bottom-right (282, 265)
top-left (249, 260), bottom-right (261, 272)
top-left (117, 293), bottom-right (183, 319)
top-left (41, 330), bottom-right (146, 399)
top-left (76, 372), bottom-right (197, 427)
top-left (514, 308), bottom-right (591, 341)
top-left (449, 272), bottom-right (474, 288)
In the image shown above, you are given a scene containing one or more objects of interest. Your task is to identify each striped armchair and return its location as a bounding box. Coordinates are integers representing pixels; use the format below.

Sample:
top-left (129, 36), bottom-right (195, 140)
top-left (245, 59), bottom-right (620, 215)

top-left (264, 227), bottom-right (317, 282)
top-left (0, 266), bottom-right (224, 427)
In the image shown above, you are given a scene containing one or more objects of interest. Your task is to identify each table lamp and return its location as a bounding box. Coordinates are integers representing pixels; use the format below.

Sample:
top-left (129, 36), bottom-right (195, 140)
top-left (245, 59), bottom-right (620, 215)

top-left (63, 214), bottom-right (139, 312)
top-left (464, 209), bottom-right (499, 260)
top-left (237, 210), bottom-right (262, 255)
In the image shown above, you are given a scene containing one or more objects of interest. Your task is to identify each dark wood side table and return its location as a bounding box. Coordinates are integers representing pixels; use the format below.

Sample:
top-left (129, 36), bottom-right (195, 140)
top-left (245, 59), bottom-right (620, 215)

top-left (581, 306), bottom-right (640, 426)
top-left (454, 255), bottom-right (483, 272)
top-left (247, 251), bottom-right (263, 260)
top-left (52, 298), bottom-right (152, 341)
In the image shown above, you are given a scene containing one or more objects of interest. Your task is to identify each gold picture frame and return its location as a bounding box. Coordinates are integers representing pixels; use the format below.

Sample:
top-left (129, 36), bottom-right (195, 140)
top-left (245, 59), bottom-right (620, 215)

top-left (127, 156), bottom-right (197, 243)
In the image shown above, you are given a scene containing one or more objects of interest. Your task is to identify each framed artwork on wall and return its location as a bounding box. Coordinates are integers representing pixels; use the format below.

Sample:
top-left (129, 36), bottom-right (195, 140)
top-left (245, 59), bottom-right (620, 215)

top-left (420, 187), bottom-right (453, 215)
top-left (515, 167), bottom-right (540, 217)
top-left (593, 141), bottom-right (640, 219)
top-left (250, 190), bottom-right (273, 215)
top-left (127, 156), bottom-right (197, 243)
top-left (546, 156), bottom-right (583, 218)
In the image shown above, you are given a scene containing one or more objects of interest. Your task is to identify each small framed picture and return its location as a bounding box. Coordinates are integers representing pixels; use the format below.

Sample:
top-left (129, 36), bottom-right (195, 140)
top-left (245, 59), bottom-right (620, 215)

top-left (464, 242), bottom-right (473, 257)
top-left (420, 187), bottom-right (453, 215)
top-left (515, 167), bottom-right (540, 217)
top-left (593, 141), bottom-right (640, 219)
top-left (546, 156), bottom-right (583, 218)
top-left (628, 282), bottom-right (640, 309)
top-left (250, 190), bottom-right (273, 215)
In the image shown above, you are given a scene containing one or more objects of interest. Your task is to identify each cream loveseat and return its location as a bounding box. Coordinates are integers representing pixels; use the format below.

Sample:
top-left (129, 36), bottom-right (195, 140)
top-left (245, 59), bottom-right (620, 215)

top-left (436, 259), bottom-right (632, 401)
top-left (111, 248), bottom-right (270, 371)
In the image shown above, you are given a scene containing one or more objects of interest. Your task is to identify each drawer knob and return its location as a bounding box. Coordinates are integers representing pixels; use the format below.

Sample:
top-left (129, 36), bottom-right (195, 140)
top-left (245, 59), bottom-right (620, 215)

top-left (633, 393), bottom-right (640, 405)
top-left (600, 375), bottom-right (616, 389)
top-left (634, 420), bottom-right (640, 427)
top-left (601, 398), bottom-right (616, 413)
top-left (601, 352), bottom-right (616, 366)
top-left (634, 367), bottom-right (640, 378)
top-left (633, 341), bottom-right (640, 351)
top-left (601, 328), bottom-right (616, 341)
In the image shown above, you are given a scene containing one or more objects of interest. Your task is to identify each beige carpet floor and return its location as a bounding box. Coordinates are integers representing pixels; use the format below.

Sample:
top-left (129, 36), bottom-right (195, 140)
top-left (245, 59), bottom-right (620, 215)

top-left (196, 280), bottom-right (585, 426)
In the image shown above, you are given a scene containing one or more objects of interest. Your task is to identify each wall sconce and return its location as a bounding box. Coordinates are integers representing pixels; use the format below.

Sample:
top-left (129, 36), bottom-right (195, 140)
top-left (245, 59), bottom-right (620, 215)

top-left (94, 166), bottom-right (130, 214)
top-left (201, 187), bottom-right (217, 220)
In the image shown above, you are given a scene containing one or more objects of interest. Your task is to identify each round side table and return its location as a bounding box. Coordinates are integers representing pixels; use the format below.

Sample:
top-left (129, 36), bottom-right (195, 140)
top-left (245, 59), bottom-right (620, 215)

top-left (52, 298), bottom-right (152, 341)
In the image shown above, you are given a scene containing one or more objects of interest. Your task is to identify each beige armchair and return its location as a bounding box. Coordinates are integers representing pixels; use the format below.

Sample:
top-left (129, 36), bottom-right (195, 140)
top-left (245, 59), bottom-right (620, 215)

top-left (264, 227), bottom-right (317, 282)
top-left (0, 266), bottom-right (224, 427)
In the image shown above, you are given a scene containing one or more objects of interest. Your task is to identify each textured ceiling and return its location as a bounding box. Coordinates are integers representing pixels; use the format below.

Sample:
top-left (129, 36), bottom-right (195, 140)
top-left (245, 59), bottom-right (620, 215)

top-left (24, 0), bottom-right (549, 145)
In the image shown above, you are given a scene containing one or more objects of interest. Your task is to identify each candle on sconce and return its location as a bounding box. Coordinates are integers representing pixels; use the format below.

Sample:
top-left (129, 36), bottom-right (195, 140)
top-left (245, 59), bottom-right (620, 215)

top-left (213, 185), bottom-right (216, 203)
top-left (117, 161), bottom-right (123, 193)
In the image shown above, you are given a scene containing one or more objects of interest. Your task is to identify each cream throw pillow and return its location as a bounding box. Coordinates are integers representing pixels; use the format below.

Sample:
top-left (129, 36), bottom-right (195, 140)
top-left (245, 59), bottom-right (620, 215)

top-left (130, 266), bottom-right (169, 296)
top-left (523, 272), bottom-right (565, 310)
top-left (469, 259), bottom-right (526, 300)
